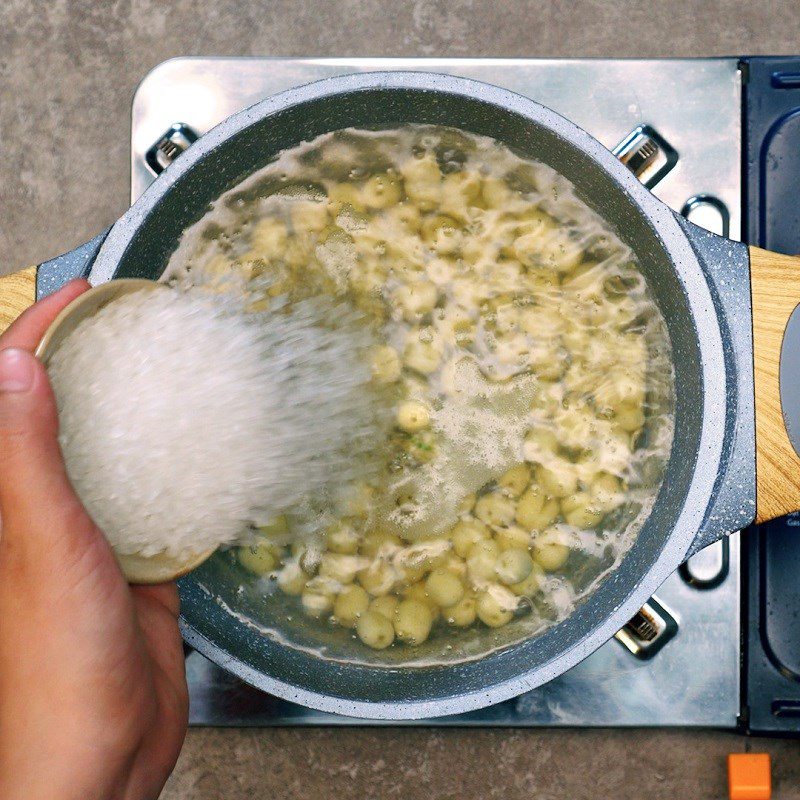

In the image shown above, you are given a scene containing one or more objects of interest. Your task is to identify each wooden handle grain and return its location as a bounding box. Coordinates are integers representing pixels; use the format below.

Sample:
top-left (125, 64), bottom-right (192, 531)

top-left (750, 246), bottom-right (800, 522)
top-left (0, 266), bottom-right (37, 336)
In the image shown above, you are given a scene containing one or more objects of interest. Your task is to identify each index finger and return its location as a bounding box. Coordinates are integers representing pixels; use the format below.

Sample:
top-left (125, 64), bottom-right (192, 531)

top-left (0, 279), bottom-right (91, 352)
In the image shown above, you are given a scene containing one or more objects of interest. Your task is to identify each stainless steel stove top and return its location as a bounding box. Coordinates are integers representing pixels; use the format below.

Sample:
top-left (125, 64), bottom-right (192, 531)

top-left (132, 57), bottom-right (742, 728)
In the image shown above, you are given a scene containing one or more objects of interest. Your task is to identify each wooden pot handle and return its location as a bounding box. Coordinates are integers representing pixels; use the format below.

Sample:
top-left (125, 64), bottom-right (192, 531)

top-left (750, 246), bottom-right (800, 523)
top-left (0, 266), bottom-right (37, 336)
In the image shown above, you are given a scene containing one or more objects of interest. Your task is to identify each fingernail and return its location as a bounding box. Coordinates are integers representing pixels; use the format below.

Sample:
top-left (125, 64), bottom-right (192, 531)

top-left (0, 348), bottom-right (36, 393)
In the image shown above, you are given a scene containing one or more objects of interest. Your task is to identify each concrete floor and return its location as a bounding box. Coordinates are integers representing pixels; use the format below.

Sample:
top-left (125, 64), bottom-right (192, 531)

top-left (2, 1), bottom-right (800, 797)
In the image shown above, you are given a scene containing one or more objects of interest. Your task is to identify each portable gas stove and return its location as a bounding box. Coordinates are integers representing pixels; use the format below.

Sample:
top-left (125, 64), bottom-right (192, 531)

top-left (131, 57), bottom-right (800, 735)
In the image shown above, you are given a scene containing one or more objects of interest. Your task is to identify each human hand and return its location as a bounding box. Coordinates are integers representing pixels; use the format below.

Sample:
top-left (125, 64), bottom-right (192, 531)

top-left (0, 281), bottom-right (188, 800)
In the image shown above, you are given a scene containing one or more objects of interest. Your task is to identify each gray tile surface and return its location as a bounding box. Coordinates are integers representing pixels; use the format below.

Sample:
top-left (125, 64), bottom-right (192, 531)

top-left (165, 728), bottom-right (800, 800)
top-left (3, 1), bottom-right (800, 797)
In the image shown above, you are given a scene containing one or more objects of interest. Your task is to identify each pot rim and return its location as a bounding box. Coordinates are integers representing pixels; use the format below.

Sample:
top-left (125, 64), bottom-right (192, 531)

top-left (90, 71), bottom-right (728, 718)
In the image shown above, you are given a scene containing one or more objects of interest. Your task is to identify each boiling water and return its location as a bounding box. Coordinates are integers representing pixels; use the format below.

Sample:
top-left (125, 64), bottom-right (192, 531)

top-left (166, 125), bottom-right (675, 664)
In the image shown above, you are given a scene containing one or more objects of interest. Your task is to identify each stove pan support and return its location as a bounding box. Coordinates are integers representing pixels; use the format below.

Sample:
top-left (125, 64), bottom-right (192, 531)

top-left (131, 57), bottom-right (744, 729)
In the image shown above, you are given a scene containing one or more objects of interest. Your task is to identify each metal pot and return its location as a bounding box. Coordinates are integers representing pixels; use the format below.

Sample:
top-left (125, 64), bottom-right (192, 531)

top-left (2, 71), bottom-right (798, 719)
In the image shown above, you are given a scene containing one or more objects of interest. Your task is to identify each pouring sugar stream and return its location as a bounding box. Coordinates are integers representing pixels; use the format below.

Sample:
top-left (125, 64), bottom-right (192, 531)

top-left (37, 277), bottom-right (386, 583)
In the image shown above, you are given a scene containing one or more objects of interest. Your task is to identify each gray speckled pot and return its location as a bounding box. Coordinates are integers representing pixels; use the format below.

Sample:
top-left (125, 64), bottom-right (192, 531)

top-left (47, 73), bottom-right (757, 718)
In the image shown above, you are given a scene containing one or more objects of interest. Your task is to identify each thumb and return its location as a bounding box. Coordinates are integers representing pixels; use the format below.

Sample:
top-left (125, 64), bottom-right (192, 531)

top-left (0, 347), bottom-right (98, 557)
